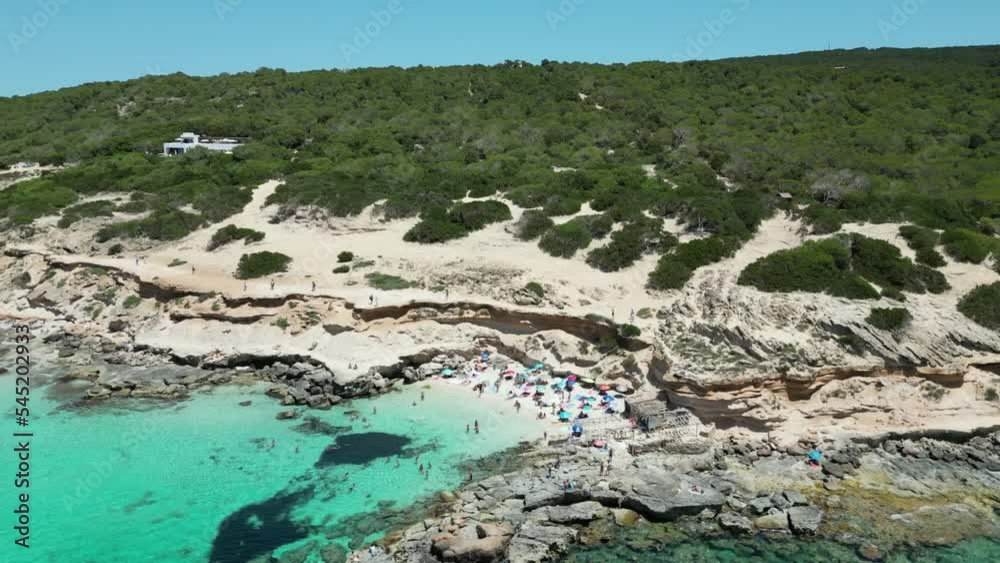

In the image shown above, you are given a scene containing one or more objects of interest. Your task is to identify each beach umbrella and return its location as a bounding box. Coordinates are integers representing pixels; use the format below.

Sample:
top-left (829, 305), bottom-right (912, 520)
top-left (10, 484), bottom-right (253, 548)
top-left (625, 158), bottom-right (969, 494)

top-left (578, 377), bottom-right (595, 385)
top-left (808, 450), bottom-right (822, 461)
top-left (582, 404), bottom-right (592, 412)
top-left (599, 384), bottom-right (611, 391)
top-left (571, 424), bottom-right (584, 434)
top-left (558, 411), bottom-right (571, 420)
top-left (534, 363), bottom-right (544, 369)
top-left (615, 384), bottom-right (629, 393)
top-left (592, 440), bottom-right (607, 448)
top-left (584, 396), bottom-right (597, 402)
top-left (567, 374), bottom-right (578, 382)
top-left (481, 352), bottom-right (490, 360)
top-left (441, 368), bottom-right (454, 377)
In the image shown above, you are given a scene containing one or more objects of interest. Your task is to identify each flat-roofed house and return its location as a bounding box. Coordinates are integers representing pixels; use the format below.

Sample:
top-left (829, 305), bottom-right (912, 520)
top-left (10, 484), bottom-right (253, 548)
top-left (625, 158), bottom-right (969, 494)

top-left (163, 132), bottom-right (242, 156)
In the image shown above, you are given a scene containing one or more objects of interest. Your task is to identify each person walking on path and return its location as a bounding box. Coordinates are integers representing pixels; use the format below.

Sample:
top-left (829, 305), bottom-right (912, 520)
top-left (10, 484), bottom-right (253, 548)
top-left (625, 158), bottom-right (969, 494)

top-left (243, 281), bottom-right (247, 292)
top-left (270, 279), bottom-right (275, 291)
top-left (312, 281), bottom-right (316, 292)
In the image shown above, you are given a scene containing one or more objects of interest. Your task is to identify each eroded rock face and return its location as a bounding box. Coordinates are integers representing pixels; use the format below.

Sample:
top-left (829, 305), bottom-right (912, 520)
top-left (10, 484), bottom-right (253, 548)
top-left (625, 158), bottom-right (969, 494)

top-left (787, 505), bottom-right (823, 535)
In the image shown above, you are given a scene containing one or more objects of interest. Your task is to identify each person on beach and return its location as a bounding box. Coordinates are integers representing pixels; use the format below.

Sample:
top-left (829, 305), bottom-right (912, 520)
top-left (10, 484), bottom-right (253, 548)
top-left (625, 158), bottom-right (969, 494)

top-left (467, 469), bottom-right (473, 481)
top-left (312, 281), bottom-right (316, 292)
top-left (243, 281), bottom-right (247, 291)
top-left (369, 294), bottom-right (374, 305)
top-left (419, 463), bottom-right (424, 473)
top-left (191, 266), bottom-right (196, 275)
top-left (421, 391), bottom-right (425, 401)
top-left (372, 406), bottom-right (377, 415)
top-left (474, 420), bottom-right (480, 434)
top-left (466, 424), bottom-right (470, 433)
top-left (270, 279), bottom-right (275, 290)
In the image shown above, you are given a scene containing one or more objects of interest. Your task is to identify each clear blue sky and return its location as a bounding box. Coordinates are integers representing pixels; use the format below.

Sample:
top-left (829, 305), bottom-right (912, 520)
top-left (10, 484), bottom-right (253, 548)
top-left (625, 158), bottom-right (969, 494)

top-left (2, 0), bottom-right (997, 97)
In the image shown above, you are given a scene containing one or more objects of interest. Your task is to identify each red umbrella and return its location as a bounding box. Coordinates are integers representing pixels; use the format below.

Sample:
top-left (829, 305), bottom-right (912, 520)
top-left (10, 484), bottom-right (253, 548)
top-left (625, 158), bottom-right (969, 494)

top-left (599, 384), bottom-right (611, 391)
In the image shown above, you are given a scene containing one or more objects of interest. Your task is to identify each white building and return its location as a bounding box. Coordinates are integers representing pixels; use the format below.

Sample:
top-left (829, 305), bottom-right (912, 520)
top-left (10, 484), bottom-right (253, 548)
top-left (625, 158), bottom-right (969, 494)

top-left (163, 132), bottom-right (242, 156)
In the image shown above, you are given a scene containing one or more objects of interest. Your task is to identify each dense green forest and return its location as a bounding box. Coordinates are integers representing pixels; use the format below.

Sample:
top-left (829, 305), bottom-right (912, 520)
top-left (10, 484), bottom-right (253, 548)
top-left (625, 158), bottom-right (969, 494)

top-left (1, 46), bottom-right (998, 288)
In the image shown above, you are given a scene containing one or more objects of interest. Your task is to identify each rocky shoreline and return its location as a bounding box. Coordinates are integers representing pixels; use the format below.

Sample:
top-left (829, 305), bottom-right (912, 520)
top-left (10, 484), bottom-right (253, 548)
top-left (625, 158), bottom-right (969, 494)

top-left (347, 428), bottom-right (1000, 562)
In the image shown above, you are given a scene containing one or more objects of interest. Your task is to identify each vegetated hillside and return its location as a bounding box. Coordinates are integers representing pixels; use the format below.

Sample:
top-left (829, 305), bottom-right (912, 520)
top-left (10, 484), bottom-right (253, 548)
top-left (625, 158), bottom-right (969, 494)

top-left (1, 46), bottom-right (998, 287)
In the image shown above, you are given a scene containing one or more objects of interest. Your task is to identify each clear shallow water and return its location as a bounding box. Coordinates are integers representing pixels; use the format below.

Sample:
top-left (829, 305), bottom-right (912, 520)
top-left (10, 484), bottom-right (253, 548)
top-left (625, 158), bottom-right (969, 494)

top-left (4, 377), bottom-right (539, 562)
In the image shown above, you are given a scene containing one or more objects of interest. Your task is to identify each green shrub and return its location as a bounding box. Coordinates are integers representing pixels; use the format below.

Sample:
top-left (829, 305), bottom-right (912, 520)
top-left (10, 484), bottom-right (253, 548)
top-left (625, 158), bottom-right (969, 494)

top-left (236, 251), bottom-right (292, 279)
top-left (827, 275), bottom-right (881, 300)
top-left (957, 282), bottom-right (1000, 330)
top-left (804, 205), bottom-right (843, 234)
top-left (673, 236), bottom-right (742, 270)
top-left (538, 220), bottom-right (592, 258)
top-left (739, 234), bottom-right (947, 298)
top-left (512, 210), bottom-right (554, 241)
top-left (636, 307), bottom-right (653, 319)
top-left (525, 281), bottom-right (545, 297)
top-left (58, 200), bottom-right (116, 228)
top-left (574, 214), bottom-right (615, 240)
top-left (365, 272), bottom-right (414, 290)
top-left (168, 258), bottom-right (187, 267)
top-left (337, 251), bottom-right (354, 263)
top-left (404, 207), bottom-right (468, 243)
top-left (97, 209), bottom-right (205, 242)
top-left (107, 243), bottom-right (124, 255)
top-left (403, 201), bottom-right (511, 244)
top-left (866, 307), bottom-right (910, 331)
top-left (0, 178), bottom-right (77, 228)
top-left (586, 218), bottom-right (673, 272)
top-left (619, 324), bottom-right (641, 338)
top-left (881, 287), bottom-right (906, 302)
top-left (899, 225), bottom-right (940, 250)
top-left (915, 247), bottom-right (946, 268)
top-left (207, 225), bottom-right (265, 251)
top-left (123, 295), bottom-right (142, 309)
top-left (272, 317), bottom-right (289, 330)
top-left (647, 257), bottom-right (693, 291)
top-left (941, 229), bottom-right (995, 264)
top-left (448, 200), bottom-right (512, 231)
top-left (332, 265), bottom-right (350, 274)
top-left (985, 387), bottom-right (999, 402)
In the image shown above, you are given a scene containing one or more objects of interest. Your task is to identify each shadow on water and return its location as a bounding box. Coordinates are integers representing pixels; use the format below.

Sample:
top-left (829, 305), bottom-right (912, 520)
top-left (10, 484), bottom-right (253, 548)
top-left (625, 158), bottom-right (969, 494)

top-left (315, 432), bottom-right (412, 467)
top-left (291, 415), bottom-right (353, 437)
top-left (209, 487), bottom-right (314, 563)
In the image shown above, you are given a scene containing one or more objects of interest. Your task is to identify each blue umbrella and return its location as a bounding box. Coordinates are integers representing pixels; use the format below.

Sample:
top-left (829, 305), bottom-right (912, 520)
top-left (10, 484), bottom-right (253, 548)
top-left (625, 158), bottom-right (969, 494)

top-left (558, 411), bottom-right (571, 420)
top-left (571, 424), bottom-right (583, 433)
top-left (441, 368), bottom-right (454, 376)
top-left (481, 352), bottom-right (490, 360)
top-left (808, 450), bottom-right (822, 461)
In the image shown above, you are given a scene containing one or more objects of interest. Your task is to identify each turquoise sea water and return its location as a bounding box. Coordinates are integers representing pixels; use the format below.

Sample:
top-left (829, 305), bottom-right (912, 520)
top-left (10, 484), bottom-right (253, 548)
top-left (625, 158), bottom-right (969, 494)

top-left (3, 376), bottom-right (539, 562)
